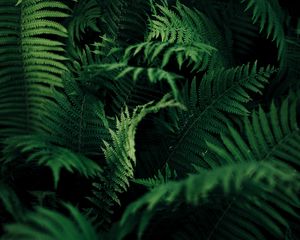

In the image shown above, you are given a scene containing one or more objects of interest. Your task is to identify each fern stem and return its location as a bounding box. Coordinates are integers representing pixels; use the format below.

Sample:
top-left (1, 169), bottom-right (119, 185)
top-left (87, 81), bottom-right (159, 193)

top-left (262, 129), bottom-right (299, 162)
top-left (78, 94), bottom-right (86, 153)
top-left (20, 2), bottom-right (30, 132)
top-left (206, 199), bottom-right (235, 240)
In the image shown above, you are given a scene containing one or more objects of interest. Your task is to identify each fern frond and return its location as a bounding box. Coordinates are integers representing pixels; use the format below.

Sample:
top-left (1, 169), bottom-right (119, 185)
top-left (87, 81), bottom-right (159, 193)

top-left (221, 2), bottom-right (260, 58)
top-left (115, 162), bottom-right (299, 239)
top-left (271, 37), bottom-right (300, 96)
top-left (165, 62), bottom-right (275, 174)
top-left (89, 95), bottom-right (183, 228)
top-left (241, 0), bottom-right (286, 59)
top-left (123, 41), bottom-right (217, 72)
top-left (91, 35), bottom-right (123, 62)
top-left (40, 74), bottom-right (111, 156)
top-left (67, 52), bottom-right (163, 115)
top-left (0, 0), bottom-right (69, 139)
top-left (98, 0), bottom-right (149, 46)
top-left (0, 182), bottom-right (24, 221)
top-left (133, 164), bottom-right (177, 189)
top-left (206, 95), bottom-right (300, 168)
top-left (117, 65), bottom-right (182, 99)
top-left (2, 135), bottom-right (102, 189)
top-left (107, 75), bottom-right (163, 114)
top-left (0, 1), bottom-right (297, 239)
top-left (2, 204), bottom-right (99, 240)
top-left (147, 2), bottom-right (228, 68)
top-left (68, 0), bottom-right (101, 46)
top-left (147, 2), bottom-right (201, 43)
top-left (1, 72), bottom-right (110, 188)
top-left (86, 62), bottom-right (182, 99)
top-left (66, 35), bottom-right (123, 80)
top-left (96, 0), bottom-right (126, 39)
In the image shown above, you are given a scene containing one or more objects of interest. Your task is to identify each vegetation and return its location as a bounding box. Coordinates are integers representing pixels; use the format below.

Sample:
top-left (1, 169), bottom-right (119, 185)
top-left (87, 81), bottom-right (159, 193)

top-left (0, 0), bottom-right (299, 239)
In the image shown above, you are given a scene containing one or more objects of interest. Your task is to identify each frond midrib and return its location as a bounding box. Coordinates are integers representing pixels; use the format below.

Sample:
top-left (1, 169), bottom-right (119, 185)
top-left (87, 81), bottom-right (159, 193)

top-left (166, 70), bottom-right (266, 166)
top-left (262, 128), bottom-right (300, 162)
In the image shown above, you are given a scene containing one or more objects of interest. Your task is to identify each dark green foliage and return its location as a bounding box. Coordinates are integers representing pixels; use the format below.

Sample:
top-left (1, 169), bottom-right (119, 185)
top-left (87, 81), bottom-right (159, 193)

top-left (0, 183), bottom-right (24, 221)
top-left (2, 134), bottom-right (103, 189)
top-left (163, 62), bottom-right (275, 174)
top-left (123, 41), bottom-right (217, 72)
top-left (0, 0), bottom-right (299, 239)
top-left (0, 0), bottom-right (69, 140)
top-left (68, 0), bottom-right (101, 46)
top-left (241, 0), bottom-right (286, 59)
top-left (117, 161), bottom-right (299, 239)
top-left (206, 94), bottom-right (300, 168)
top-left (2, 204), bottom-right (99, 240)
top-left (89, 95), bottom-right (183, 227)
top-left (133, 163), bottom-right (177, 189)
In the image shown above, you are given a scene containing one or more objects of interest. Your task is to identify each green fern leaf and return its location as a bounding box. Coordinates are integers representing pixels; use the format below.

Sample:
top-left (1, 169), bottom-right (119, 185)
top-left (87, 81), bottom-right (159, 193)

top-left (0, 183), bottom-right (24, 221)
top-left (85, 62), bottom-right (182, 99)
top-left (68, 0), bottom-right (101, 46)
top-left (89, 95), bottom-right (183, 228)
top-left (206, 95), bottom-right (300, 168)
top-left (0, 0), bottom-right (69, 139)
top-left (2, 135), bottom-right (102, 189)
top-left (241, 0), bottom-right (286, 59)
top-left (115, 162), bottom-right (299, 239)
top-left (164, 62), bottom-right (275, 174)
top-left (124, 41), bottom-right (217, 72)
top-left (133, 164), bottom-right (177, 189)
top-left (147, 2), bottom-right (228, 68)
top-left (2, 204), bottom-right (99, 240)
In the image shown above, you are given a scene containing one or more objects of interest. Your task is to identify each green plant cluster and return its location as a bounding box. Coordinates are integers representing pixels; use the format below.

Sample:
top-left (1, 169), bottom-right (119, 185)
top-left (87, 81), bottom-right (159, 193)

top-left (0, 0), bottom-right (299, 239)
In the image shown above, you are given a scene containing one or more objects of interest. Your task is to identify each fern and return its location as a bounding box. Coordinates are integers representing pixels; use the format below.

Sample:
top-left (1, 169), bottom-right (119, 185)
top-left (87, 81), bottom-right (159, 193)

top-left (40, 74), bottom-right (110, 155)
top-left (206, 95), bottom-right (300, 169)
top-left (107, 76), bottom-right (163, 114)
top-left (241, 0), bottom-right (286, 60)
top-left (117, 65), bottom-right (182, 99)
top-left (0, 0), bottom-right (299, 239)
top-left (85, 62), bottom-right (182, 99)
top-left (98, 0), bottom-right (149, 46)
top-left (68, 0), bottom-right (101, 46)
top-left (89, 95), bottom-right (183, 228)
top-left (2, 204), bottom-right (99, 240)
top-left (0, 183), bottom-right (24, 221)
top-left (1, 74), bottom-right (110, 188)
top-left (133, 164), bottom-right (177, 189)
top-left (164, 62), bottom-right (275, 174)
top-left (2, 135), bottom-right (102, 189)
top-left (0, 0), bottom-right (69, 139)
top-left (220, 1), bottom-right (260, 58)
top-left (128, 92), bottom-right (300, 240)
top-left (114, 161), bottom-right (300, 239)
top-left (68, 49), bottom-right (163, 114)
top-left (148, 2), bottom-right (210, 44)
top-left (123, 40), bottom-right (217, 72)
top-left (96, 0), bottom-right (126, 39)
top-left (147, 2), bottom-right (229, 68)
top-left (91, 35), bottom-right (122, 63)
top-left (271, 37), bottom-right (300, 96)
